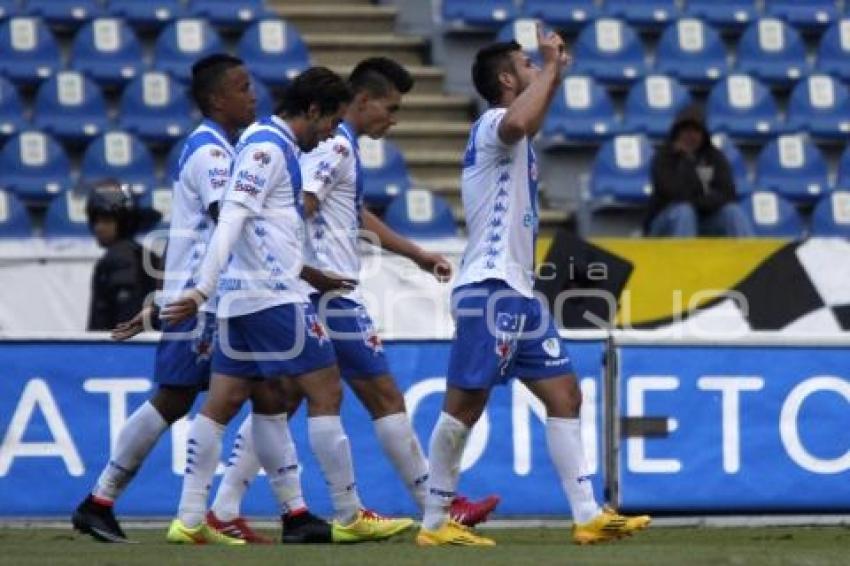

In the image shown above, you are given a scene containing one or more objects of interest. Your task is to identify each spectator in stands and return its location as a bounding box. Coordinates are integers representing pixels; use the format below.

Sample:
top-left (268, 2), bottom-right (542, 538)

top-left (86, 180), bottom-right (162, 330)
top-left (646, 105), bottom-right (753, 237)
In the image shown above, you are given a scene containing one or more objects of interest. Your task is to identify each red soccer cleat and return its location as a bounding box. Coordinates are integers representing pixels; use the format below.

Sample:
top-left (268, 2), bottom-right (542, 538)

top-left (206, 510), bottom-right (273, 544)
top-left (449, 494), bottom-right (501, 527)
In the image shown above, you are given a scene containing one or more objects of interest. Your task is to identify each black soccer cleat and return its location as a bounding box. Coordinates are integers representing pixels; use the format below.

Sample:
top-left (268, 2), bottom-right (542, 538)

top-left (281, 510), bottom-right (333, 544)
top-left (72, 495), bottom-right (131, 543)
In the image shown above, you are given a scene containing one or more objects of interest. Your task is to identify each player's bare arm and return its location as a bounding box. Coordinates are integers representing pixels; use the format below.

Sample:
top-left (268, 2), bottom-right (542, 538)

top-left (361, 208), bottom-right (452, 281)
top-left (300, 265), bottom-right (357, 293)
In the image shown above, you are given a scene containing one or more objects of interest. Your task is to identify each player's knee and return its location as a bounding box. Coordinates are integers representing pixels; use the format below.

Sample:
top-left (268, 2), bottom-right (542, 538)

top-left (546, 379), bottom-right (582, 418)
top-left (306, 380), bottom-right (342, 416)
top-left (150, 387), bottom-right (197, 424)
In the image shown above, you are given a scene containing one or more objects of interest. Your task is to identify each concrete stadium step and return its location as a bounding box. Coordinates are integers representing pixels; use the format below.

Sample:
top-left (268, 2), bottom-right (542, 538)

top-left (328, 65), bottom-right (446, 95)
top-left (274, 5), bottom-right (397, 35)
top-left (387, 122), bottom-right (470, 153)
top-left (399, 94), bottom-right (472, 122)
top-left (303, 33), bottom-right (428, 66)
top-left (406, 150), bottom-right (463, 181)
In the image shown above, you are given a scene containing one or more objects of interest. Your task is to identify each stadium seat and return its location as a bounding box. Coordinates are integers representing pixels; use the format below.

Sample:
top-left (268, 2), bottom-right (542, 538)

top-left (0, 17), bottom-right (60, 86)
top-left (522, 0), bottom-right (599, 31)
top-left (571, 18), bottom-right (647, 86)
top-left (153, 18), bottom-right (223, 83)
top-left (740, 191), bottom-right (804, 238)
top-left (0, 130), bottom-right (71, 201)
top-left (755, 134), bottom-right (829, 203)
top-left (187, 0), bottom-right (266, 29)
top-left (604, 0), bottom-right (679, 30)
top-left (786, 74), bottom-right (850, 140)
top-left (251, 74), bottom-right (273, 117)
top-left (237, 18), bottom-right (309, 88)
top-left (441, 0), bottom-right (517, 29)
top-left (43, 188), bottom-right (90, 237)
top-left (815, 19), bottom-right (850, 82)
top-left (33, 71), bottom-right (109, 144)
top-left (119, 71), bottom-right (196, 144)
top-left (495, 18), bottom-right (555, 66)
top-left (359, 137), bottom-right (411, 208)
top-left (107, 0), bottom-right (183, 31)
top-left (811, 191), bottom-right (850, 237)
top-left (80, 130), bottom-right (156, 195)
top-left (70, 17), bottom-right (144, 88)
top-left (589, 134), bottom-right (654, 204)
top-left (383, 189), bottom-right (457, 239)
top-left (0, 0), bottom-right (20, 21)
top-left (164, 135), bottom-right (184, 181)
top-left (0, 188), bottom-right (32, 237)
top-left (711, 133), bottom-right (752, 195)
top-left (736, 18), bottom-right (807, 87)
top-left (541, 74), bottom-right (618, 144)
top-left (622, 74), bottom-right (692, 138)
top-left (137, 183), bottom-right (171, 230)
top-left (707, 74), bottom-right (782, 140)
top-left (683, 0), bottom-right (758, 32)
top-left (765, 0), bottom-right (837, 33)
top-left (655, 18), bottom-right (729, 88)
top-left (0, 75), bottom-right (25, 143)
top-left (26, 0), bottom-right (100, 29)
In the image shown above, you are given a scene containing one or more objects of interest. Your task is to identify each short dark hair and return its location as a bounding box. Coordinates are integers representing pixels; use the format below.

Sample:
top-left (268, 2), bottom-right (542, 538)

top-left (191, 54), bottom-right (245, 117)
top-left (472, 41), bottom-right (522, 105)
top-left (276, 66), bottom-right (352, 117)
top-left (348, 57), bottom-right (414, 97)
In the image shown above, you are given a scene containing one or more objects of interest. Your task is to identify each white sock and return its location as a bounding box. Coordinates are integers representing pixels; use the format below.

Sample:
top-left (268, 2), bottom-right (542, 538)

top-left (422, 412), bottom-right (469, 530)
top-left (177, 414), bottom-right (224, 528)
top-left (92, 401), bottom-right (168, 502)
top-left (252, 412), bottom-right (306, 515)
top-left (308, 415), bottom-right (362, 524)
top-left (210, 416), bottom-right (262, 521)
top-left (373, 412), bottom-right (429, 509)
top-left (545, 417), bottom-right (601, 524)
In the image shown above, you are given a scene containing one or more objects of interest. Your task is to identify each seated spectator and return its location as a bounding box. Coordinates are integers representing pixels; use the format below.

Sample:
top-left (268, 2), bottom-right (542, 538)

top-left (646, 105), bottom-right (753, 237)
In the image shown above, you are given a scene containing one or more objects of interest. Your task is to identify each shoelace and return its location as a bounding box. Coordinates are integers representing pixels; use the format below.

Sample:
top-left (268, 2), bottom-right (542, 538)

top-left (361, 509), bottom-right (393, 522)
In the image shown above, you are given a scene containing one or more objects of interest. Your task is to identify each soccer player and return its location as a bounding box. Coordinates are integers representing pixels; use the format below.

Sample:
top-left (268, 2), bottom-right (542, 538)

top-left (161, 66), bottom-right (413, 545)
top-left (416, 32), bottom-right (652, 546)
top-left (206, 58), bottom-right (500, 538)
top-left (72, 54), bottom-right (257, 544)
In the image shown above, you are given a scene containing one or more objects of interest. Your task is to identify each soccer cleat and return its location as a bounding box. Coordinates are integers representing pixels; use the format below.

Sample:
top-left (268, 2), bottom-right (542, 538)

top-left (281, 510), bottom-right (334, 544)
top-left (331, 508), bottom-right (415, 543)
top-left (602, 505), bottom-right (651, 535)
top-left (166, 519), bottom-right (246, 545)
top-left (206, 511), bottom-right (272, 544)
top-left (72, 495), bottom-right (131, 543)
top-left (416, 518), bottom-right (495, 547)
top-left (449, 495), bottom-right (501, 527)
top-left (572, 507), bottom-right (651, 545)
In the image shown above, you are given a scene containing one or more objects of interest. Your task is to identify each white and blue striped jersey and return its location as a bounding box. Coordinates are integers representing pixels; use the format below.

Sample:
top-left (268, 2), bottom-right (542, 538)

top-left (160, 119), bottom-right (233, 312)
top-left (215, 115), bottom-right (310, 318)
top-left (453, 108), bottom-right (540, 297)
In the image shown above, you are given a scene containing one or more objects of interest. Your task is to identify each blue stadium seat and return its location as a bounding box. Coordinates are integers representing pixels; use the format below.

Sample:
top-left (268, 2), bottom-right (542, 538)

top-left (107, 0), bottom-right (183, 31)
top-left (623, 75), bottom-right (692, 138)
top-left (707, 74), bottom-right (782, 140)
top-left (811, 191), bottom-right (850, 237)
top-left (137, 183), bottom-right (171, 231)
top-left (80, 131), bottom-right (156, 195)
top-left (70, 17), bottom-right (144, 88)
top-left (711, 133), bottom-right (752, 195)
top-left (786, 74), bottom-right (850, 140)
top-left (0, 0), bottom-right (21, 21)
top-left (815, 19), bottom-right (850, 82)
top-left (765, 0), bottom-right (837, 33)
top-left (164, 135), bottom-right (184, 181)
top-left (522, 1), bottom-right (599, 31)
top-left (0, 17), bottom-right (59, 86)
top-left (542, 74), bottom-right (618, 143)
top-left (187, 0), bottom-right (266, 29)
top-left (683, 0), bottom-right (758, 32)
top-left (755, 134), bottom-right (829, 203)
top-left (251, 74), bottom-right (273, 117)
top-left (119, 71), bottom-right (195, 144)
top-left (25, 0), bottom-right (100, 29)
top-left (655, 18), bottom-right (729, 88)
top-left (836, 145), bottom-right (850, 190)
top-left (441, 0), bottom-right (517, 29)
top-left (237, 18), bottom-right (309, 88)
top-left (0, 188), bottom-right (32, 237)
top-left (359, 137), bottom-right (411, 208)
top-left (0, 130), bottom-right (71, 201)
top-left (736, 18), bottom-right (807, 87)
top-left (740, 191), bottom-right (804, 238)
top-left (589, 134), bottom-right (654, 204)
top-left (572, 18), bottom-right (647, 86)
top-left (495, 18), bottom-right (555, 66)
top-left (153, 18), bottom-right (223, 83)
top-left (0, 75), bottom-right (25, 143)
top-left (33, 71), bottom-right (108, 144)
top-left (604, 0), bottom-right (679, 30)
top-left (43, 188), bottom-right (91, 237)
top-left (383, 189), bottom-right (457, 239)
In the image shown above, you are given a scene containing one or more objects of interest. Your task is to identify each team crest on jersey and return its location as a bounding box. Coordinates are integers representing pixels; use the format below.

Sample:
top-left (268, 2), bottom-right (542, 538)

top-left (333, 143), bottom-right (349, 157)
top-left (253, 150), bottom-right (271, 167)
top-left (305, 313), bottom-right (330, 345)
top-left (209, 147), bottom-right (226, 159)
top-left (542, 337), bottom-right (561, 358)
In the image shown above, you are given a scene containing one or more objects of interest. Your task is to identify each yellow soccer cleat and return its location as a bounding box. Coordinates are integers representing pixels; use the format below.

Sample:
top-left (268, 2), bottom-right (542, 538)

top-left (331, 508), bottom-right (415, 543)
top-left (572, 507), bottom-right (651, 545)
top-left (416, 519), bottom-right (495, 547)
top-left (166, 518), bottom-right (247, 545)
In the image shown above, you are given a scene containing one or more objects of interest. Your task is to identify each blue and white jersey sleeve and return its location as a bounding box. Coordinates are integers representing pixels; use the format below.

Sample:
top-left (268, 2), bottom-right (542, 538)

top-left (183, 143), bottom-right (230, 211)
top-left (301, 135), bottom-right (354, 203)
top-left (475, 107), bottom-right (510, 152)
top-left (224, 142), bottom-right (285, 215)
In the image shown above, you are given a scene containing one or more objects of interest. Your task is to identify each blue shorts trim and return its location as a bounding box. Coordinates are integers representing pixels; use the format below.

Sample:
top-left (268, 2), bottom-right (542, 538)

top-left (211, 303), bottom-right (337, 379)
top-left (447, 279), bottom-right (574, 390)
top-left (153, 312), bottom-right (216, 388)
